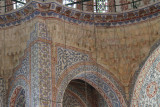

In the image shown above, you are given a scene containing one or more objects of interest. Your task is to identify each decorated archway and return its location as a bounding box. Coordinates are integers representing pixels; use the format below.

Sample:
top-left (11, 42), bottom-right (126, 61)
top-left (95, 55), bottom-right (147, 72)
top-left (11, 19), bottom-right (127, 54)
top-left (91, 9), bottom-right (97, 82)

top-left (55, 64), bottom-right (127, 107)
top-left (8, 79), bottom-right (29, 107)
top-left (9, 86), bottom-right (25, 107)
top-left (131, 45), bottom-right (160, 106)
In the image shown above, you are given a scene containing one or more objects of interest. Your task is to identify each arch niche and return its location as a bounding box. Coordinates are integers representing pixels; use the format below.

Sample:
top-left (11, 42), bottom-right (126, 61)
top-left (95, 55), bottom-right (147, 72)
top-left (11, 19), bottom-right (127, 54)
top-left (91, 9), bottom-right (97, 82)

top-left (8, 78), bottom-right (29, 107)
top-left (56, 64), bottom-right (127, 107)
top-left (9, 86), bottom-right (26, 107)
top-left (131, 44), bottom-right (160, 106)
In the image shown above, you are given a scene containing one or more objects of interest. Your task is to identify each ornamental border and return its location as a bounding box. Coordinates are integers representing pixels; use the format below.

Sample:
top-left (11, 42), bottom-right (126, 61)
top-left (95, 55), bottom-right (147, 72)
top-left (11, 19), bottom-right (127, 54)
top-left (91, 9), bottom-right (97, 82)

top-left (0, 1), bottom-right (159, 28)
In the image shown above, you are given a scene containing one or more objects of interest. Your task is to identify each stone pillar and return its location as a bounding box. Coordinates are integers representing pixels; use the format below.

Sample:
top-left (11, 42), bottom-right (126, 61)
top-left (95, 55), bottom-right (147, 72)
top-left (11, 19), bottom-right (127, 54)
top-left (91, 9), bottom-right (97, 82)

top-left (108, 0), bottom-right (116, 12)
top-left (77, 0), bottom-right (82, 10)
top-left (5, 0), bottom-right (13, 12)
top-left (86, 0), bottom-right (93, 12)
top-left (0, 0), bottom-right (5, 13)
top-left (30, 22), bottom-right (52, 107)
top-left (0, 78), bottom-right (6, 107)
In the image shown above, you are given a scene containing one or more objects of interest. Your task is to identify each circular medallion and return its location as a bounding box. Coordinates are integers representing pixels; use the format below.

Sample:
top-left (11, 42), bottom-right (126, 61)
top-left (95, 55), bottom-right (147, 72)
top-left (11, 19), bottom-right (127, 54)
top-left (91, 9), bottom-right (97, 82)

top-left (146, 81), bottom-right (157, 98)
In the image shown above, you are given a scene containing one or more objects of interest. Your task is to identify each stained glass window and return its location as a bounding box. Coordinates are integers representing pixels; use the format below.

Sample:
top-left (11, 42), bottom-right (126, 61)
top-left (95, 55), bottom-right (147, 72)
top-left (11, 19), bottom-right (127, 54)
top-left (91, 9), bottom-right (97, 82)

top-left (13, 0), bottom-right (26, 9)
top-left (94, 0), bottom-right (108, 13)
top-left (63, 0), bottom-right (76, 8)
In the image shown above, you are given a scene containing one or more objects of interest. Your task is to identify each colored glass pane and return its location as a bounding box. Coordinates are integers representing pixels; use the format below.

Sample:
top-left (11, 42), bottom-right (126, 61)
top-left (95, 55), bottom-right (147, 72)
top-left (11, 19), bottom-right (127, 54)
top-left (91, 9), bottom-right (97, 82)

top-left (63, 0), bottom-right (76, 8)
top-left (94, 0), bottom-right (108, 13)
top-left (13, 0), bottom-right (26, 9)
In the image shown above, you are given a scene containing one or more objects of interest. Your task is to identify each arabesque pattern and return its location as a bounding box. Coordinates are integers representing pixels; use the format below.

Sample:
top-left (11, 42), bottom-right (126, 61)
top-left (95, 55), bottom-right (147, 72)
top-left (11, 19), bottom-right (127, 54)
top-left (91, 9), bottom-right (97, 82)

top-left (56, 46), bottom-right (89, 82)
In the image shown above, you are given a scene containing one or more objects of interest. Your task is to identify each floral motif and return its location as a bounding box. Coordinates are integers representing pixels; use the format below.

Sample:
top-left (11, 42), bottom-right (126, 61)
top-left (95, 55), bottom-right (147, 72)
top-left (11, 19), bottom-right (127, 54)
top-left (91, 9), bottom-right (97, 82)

top-left (146, 81), bottom-right (158, 98)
